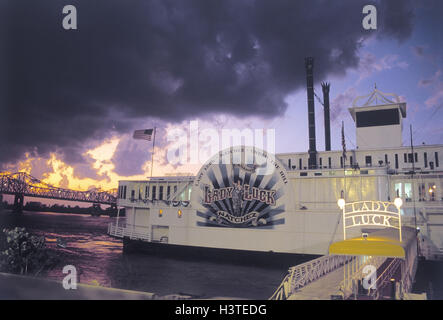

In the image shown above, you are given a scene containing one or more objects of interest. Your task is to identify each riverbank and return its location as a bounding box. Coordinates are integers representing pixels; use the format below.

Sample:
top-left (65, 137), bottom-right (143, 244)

top-left (0, 272), bottom-right (156, 300)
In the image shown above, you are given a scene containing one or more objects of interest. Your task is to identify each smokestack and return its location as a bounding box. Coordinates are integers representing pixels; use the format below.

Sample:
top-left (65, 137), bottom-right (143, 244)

top-left (322, 82), bottom-right (331, 151)
top-left (305, 57), bottom-right (317, 169)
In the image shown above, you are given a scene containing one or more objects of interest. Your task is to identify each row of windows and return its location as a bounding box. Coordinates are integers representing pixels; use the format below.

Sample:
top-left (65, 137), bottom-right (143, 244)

top-left (395, 182), bottom-right (442, 202)
top-left (288, 157), bottom-right (333, 170)
top-left (118, 185), bottom-right (178, 200)
top-left (286, 151), bottom-right (440, 170)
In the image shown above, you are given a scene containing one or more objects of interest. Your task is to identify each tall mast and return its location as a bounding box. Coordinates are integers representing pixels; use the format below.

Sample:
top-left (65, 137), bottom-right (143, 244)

top-left (410, 124), bottom-right (419, 253)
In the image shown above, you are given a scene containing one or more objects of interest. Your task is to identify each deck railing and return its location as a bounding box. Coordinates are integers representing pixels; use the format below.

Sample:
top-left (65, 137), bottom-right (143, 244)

top-left (108, 223), bottom-right (151, 242)
top-left (269, 255), bottom-right (352, 300)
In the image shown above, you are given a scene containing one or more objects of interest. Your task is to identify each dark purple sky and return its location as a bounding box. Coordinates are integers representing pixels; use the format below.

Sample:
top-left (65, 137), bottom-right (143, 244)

top-left (1, 0), bottom-right (442, 189)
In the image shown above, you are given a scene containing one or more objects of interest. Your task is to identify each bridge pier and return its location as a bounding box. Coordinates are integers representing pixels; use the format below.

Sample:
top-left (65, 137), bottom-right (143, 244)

top-left (13, 194), bottom-right (24, 213)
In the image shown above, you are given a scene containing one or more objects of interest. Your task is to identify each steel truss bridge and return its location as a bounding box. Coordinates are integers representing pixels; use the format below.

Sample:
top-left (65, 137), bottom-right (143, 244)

top-left (0, 172), bottom-right (117, 213)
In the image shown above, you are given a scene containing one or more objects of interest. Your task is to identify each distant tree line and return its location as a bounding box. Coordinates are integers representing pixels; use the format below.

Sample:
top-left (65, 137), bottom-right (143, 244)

top-left (0, 201), bottom-right (124, 217)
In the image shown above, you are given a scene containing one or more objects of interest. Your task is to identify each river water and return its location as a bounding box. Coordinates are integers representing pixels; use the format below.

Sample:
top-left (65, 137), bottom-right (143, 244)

top-left (1, 210), bottom-right (442, 299)
top-left (0, 210), bottom-right (291, 299)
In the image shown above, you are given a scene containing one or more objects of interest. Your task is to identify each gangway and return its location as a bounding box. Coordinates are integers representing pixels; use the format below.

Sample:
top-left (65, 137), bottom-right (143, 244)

top-left (270, 227), bottom-right (419, 300)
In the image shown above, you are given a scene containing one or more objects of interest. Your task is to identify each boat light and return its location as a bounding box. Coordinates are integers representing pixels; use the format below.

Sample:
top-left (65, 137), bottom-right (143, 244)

top-left (159, 209), bottom-right (163, 216)
top-left (394, 197), bottom-right (403, 209)
top-left (178, 209), bottom-right (182, 218)
top-left (337, 198), bottom-right (345, 209)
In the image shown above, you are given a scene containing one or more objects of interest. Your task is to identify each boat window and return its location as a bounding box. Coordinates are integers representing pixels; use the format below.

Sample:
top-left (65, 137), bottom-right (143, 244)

top-left (405, 153), bottom-right (417, 163)
top-left (159, 186), bottom-right (164, 200)
top-left (419, 183), bottom-right (425, 201)
top-left (436, 152), bottom-right (440, 167)
top-left (385, 154), bottom-right (388, 166)
top-left (424, 152), bottom-right (428, 168)
top-left (131, 190), bottom-right (135, 200)
top-left (152, 186), bottom-right (156, 200)
top-left (288, 158), bottom-right (292, 169)
top-left (394, 182), bottom-right (402, 197)
top-left (428, 183), bottom-right (436, 201)
top-left (328, 157), bottom-right (331, 169)
top-left (365, 156), bottom-right (372, 166)
top-left (395, 154), bottom-right (399, 169)
top-left (404, 183), bottom-right (412, 201)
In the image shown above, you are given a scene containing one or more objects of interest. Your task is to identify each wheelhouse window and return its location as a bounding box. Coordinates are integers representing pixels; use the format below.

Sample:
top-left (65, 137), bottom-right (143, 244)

top-left (365, 156), bottom-right (372, 167)
top-left (356, 109), bottom-right (400, 127)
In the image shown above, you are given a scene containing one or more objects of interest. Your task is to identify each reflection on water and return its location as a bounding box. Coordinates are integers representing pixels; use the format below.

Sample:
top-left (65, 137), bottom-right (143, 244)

top-left (0, 210), bottom-right (288, 299)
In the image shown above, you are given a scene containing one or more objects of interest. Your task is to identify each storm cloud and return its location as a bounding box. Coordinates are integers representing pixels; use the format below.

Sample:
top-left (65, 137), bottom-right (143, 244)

top-left (1, 0), bottom-right (416, 167)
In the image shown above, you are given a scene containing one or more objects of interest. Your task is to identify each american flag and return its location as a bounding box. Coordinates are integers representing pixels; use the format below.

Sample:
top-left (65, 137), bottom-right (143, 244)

top-left (341, 121), bottom-right (347, 161)
top-left (133, 129), bottom-right (154, 141)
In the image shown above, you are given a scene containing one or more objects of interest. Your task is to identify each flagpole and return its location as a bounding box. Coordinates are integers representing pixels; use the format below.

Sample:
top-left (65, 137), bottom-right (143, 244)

top-left (150, 127), bottom-right (156, 180)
